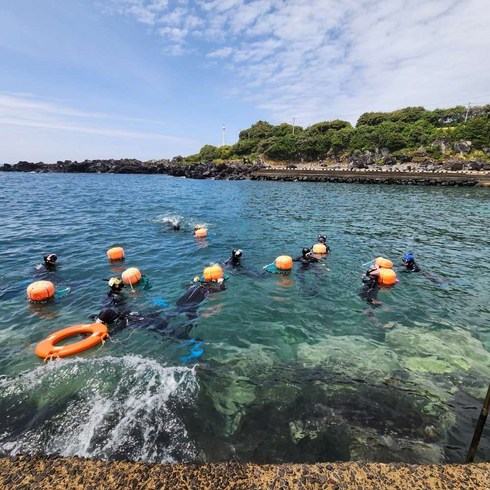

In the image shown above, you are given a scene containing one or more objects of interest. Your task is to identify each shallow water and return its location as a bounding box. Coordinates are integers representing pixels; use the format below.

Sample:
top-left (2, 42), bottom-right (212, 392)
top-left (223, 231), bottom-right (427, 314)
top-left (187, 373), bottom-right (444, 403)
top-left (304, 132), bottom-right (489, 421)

top-left (0, 172), bottom-right (489, 463)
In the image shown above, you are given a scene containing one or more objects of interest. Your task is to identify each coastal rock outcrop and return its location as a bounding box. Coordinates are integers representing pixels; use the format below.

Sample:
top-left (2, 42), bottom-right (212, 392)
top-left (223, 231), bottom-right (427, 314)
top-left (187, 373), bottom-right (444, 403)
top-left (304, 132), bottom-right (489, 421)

top-left (0, 159), bottom-right (264, 180)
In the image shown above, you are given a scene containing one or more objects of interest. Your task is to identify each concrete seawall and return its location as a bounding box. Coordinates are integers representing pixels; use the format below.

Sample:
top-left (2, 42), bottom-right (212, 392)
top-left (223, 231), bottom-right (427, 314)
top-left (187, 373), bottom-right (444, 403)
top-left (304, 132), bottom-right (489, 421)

top-left (252, 169), bottom-right (490, 187)
top-left (1, 455), bottom-right (490, 489)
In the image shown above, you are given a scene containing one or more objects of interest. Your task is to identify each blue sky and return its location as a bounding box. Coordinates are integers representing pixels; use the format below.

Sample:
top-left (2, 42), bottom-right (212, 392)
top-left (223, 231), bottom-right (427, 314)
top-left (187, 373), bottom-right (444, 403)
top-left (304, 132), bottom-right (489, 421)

top-left (1, 0), bottom-right (489, 163)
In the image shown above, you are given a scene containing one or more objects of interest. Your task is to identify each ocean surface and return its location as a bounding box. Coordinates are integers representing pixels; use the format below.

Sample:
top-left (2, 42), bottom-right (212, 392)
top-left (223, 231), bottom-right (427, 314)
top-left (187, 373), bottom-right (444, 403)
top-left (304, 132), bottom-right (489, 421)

top-left (0, 172), bottom-right (489, 464)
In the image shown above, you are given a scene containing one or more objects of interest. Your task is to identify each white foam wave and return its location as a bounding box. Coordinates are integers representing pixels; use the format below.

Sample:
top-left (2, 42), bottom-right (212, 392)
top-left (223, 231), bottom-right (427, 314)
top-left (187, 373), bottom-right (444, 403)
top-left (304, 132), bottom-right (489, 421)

top-left (0, 355), bottom-right (199, 463)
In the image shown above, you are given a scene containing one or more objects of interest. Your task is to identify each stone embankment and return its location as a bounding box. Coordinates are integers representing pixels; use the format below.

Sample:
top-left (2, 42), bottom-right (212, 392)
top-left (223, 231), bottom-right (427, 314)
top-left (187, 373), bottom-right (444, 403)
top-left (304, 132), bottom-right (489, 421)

top-left (2, 159), bottom-right (490, 186)
top-left (251, 168), bottom-right (490, 187)
top-left (1, 455), bottom-right (490, 489)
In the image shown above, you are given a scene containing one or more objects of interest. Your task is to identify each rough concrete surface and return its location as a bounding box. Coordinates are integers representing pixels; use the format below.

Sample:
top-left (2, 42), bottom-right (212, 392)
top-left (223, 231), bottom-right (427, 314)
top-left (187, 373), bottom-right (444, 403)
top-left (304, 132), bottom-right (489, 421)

top-left (1, 456), bottom-right (489, 489)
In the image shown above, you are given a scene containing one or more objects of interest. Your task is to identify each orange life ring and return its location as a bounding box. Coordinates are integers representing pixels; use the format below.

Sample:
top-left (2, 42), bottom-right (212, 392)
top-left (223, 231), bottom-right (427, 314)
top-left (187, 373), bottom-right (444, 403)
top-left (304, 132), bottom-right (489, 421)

top-left (35, 323), bottom-right (109, 360)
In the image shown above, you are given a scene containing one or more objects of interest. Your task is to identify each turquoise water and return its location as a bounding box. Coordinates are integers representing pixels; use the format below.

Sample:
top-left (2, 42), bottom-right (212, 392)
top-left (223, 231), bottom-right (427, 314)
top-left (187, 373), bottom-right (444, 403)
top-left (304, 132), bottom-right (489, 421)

top-left (0, 172), bottom-right (489, 464)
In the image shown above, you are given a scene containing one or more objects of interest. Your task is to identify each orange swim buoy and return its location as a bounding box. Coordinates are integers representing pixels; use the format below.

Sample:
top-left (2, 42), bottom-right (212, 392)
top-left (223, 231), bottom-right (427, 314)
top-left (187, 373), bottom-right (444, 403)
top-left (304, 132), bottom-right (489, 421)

top-left (35, 323), bottom-right (109, 359)
top-left (203, 264), bottom-right (223, 281)
top-left (27, 281), bottom-right (55, 302)
top-left (375, 257), bottom-right (393, 269)
top-left (275, 255), bottom-right (293, 271)
top-left (195, 228), bottom-right (207, 238)
top-left (312, 243), bottom-right (327, 254)
top-left (107, 246), bottom-right (125, 260)
top-left (378, 268), bottom-right (397, 286)
top-left (122, 267), bottom-right (142, 285)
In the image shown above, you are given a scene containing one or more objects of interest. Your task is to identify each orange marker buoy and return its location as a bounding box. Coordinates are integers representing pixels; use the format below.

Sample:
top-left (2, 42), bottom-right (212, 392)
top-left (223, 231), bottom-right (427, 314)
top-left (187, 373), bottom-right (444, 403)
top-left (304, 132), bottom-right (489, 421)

top-left (195, 228), bottom-right (207, 238)
top-left (275, 255), bottom-right (293, 271)
top-left (27, 281), bottom-right (55, 302)
top-left (107, 247), bottom-right (125, 260)
top-left (378, 268), bottom-right (397, 286)
top-left (122, 267), bottom-right (142, 285)
top-left (312, 243), bottom-right (327, 254)
top-left (35, 323), bottom-right (109, 359)
top-left (203, 264), bottom-right (223, 282)
top-left (375, 257), bottom-right (393, 269)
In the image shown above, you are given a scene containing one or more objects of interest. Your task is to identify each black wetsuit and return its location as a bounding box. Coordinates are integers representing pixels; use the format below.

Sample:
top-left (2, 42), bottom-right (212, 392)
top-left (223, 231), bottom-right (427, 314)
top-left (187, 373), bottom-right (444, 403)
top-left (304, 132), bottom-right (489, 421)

top-left (92, 310), bottom-right (170, 336)
top-left (175, 281), bottom-right (226, 319)
top-left (360, 269), bottom-right (380, 304)
top-left (293, 255), bottom-right (320, 265)
top-left (401, 260), bottom-right (420, 272)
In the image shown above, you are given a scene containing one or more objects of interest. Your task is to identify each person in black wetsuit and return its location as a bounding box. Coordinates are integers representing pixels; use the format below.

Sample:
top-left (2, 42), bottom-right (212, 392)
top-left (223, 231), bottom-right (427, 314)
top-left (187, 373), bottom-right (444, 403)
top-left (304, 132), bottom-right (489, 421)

top-left (103, 276), bottom-right (126, 307)
top-left (93, 306), bottom-right (171, 336)
top-left (401, 252), bottom-right (420, 272)
top-left (43, 253), bottom-right (58, 270)
top-left (313, 235), bottom-right (330, 253)
top-left (360, 264), bottom-right (382, 305)
top-left (224, 249), bottom-right (243, 267)
top-left (175, 277), bottom-right (226, 320)
top-left (293, 247), bottom-right (321, 264)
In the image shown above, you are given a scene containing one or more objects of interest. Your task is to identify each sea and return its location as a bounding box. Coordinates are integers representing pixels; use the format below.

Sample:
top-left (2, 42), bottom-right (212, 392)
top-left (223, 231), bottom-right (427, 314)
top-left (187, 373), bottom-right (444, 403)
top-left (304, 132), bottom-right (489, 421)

top-left (0, 172), bottom-right (489, 464)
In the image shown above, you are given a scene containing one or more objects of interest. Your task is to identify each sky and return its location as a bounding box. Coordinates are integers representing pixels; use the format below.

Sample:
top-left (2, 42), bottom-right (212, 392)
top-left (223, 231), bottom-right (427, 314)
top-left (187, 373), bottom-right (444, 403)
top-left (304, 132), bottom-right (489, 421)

top-left (0, 0), bottom-right (489, 164)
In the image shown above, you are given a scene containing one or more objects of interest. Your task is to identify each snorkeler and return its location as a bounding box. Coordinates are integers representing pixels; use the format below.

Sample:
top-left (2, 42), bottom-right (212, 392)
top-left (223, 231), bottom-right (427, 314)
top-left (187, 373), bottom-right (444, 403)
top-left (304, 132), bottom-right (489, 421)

top-left (360, 264), bottom-right (382, 305)
top-left (34, 253), bottom-right (58, 276)
top-left (293, 247), bottom-right (321, 264)
top-left (103, 276), bottom-right (126, 307)
top-left (313, 235), bottom-right (330, 253)
top-left (93, 307), bottom-right (170, 336)
top-left (400, 252), bottom-right (420, 272)
top-left (175, 276), bottom-right (226, 320)
top-left (224, 248), bottom-right (243, 267)
top-left (43, 253), bottom-right (58, 268)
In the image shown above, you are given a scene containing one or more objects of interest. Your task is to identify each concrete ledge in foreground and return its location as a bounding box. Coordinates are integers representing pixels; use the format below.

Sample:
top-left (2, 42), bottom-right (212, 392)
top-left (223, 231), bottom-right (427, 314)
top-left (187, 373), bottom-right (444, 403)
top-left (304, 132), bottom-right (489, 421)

top-left (1, 455), bottom-right (490, 489)
top-left (251, 169), bottom-right (490, 187)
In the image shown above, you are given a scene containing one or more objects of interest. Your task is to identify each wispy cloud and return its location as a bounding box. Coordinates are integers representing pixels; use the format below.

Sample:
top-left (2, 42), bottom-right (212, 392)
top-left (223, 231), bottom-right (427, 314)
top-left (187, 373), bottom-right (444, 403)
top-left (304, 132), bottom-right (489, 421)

top-left (0, 93), bottom-right (196, 143)
top-left (105, 0), bottom-right (490, 125)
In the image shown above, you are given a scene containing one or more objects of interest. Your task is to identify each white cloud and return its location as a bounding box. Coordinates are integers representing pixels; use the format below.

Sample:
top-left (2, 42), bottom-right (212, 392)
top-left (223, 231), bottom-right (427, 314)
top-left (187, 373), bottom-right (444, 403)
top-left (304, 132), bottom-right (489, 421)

top-left (0, 93), bottom-right (197, 161)
top-left (106, 0), bottom-right (490, 125)
top-left (208, 47), bottom-right (233, 58)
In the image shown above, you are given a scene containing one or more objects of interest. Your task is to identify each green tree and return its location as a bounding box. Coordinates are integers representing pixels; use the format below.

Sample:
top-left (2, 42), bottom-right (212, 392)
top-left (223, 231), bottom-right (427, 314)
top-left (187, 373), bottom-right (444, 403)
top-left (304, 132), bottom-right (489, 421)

top-left (199, 144), bottom-right (220, 162)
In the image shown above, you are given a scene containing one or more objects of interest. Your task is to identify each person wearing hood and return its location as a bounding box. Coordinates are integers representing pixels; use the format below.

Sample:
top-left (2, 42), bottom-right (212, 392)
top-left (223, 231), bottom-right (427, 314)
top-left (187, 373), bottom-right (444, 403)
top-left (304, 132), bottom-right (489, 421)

top-left (293, 247), bottom-right (321, 264)
top-left (401, 252), bottom-right (420, 272)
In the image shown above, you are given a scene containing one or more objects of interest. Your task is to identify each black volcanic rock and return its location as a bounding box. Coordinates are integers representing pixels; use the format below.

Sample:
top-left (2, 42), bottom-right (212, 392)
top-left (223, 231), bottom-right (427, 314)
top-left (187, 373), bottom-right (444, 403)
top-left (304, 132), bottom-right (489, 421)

top-left (0, 159), bottom-right (264, 180)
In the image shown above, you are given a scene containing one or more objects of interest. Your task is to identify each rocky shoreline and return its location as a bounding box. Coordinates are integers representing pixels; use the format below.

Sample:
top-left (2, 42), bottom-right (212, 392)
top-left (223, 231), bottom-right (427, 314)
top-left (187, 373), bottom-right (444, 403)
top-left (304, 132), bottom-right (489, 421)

top-left (1, 158), bottom-right (490, 187)
top-left (1, 455), bottom-right (490, 489)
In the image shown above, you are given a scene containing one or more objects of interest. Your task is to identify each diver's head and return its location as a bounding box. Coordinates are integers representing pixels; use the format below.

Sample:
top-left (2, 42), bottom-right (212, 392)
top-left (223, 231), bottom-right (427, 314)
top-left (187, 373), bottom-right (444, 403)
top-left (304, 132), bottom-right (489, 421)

top-left (403, 252), bottom-right (415, 263)
top-left (302, 247), bottom-right (311, 258)
top-left (232, 249), bottom-right (243, 260)
top-left (96, 307), bottom-right (119, 325)
top-left (172, 223), bottom-right (181, 231)
top-left (318, 234), bottom-right (327, 244)
top-left (44, 253), bottom-right (58, 265)
top-left (108, 276), bottom-right (124, 292)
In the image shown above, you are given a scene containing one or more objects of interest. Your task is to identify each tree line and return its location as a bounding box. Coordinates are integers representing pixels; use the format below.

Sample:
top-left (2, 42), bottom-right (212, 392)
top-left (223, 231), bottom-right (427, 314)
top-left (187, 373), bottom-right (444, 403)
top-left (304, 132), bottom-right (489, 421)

top-left (185, 105), bottom-right (490, 163)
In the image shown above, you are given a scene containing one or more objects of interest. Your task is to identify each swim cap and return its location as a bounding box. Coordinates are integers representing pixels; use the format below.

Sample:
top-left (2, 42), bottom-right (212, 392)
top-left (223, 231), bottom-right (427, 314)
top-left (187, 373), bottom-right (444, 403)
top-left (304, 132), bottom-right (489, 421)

top-left (318, 235), bottom-right (327, 243)
top-left (97, 308), bottom-right (119, 324)
top-left (302, 247), bottom-right (310, 257)
top-left (403, 253), bottom-right (414, 262)
top-left (232, 249), bottom-right (243, 258)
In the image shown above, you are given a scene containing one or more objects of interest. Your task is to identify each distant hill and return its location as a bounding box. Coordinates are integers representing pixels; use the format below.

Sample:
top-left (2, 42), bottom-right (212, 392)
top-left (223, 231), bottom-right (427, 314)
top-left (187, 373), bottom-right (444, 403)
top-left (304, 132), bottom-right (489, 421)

top-left (184, 105), bottom-right (490, 166)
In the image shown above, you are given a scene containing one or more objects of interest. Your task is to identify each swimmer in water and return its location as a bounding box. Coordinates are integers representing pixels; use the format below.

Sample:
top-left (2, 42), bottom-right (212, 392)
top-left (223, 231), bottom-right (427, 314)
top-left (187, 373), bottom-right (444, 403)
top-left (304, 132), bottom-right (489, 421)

top-left (360, 264), bottom-right (382, 305)
top-left (224, 248), bottom-right (243, 267)
top-left (93, 306), bottom-right (170, 336)
top-left (293, 247), bottom-right (321, 264)
top-left (313, 235), bottom-right (330, 253)
top-left (400, 252), bottom-right (420, 272)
